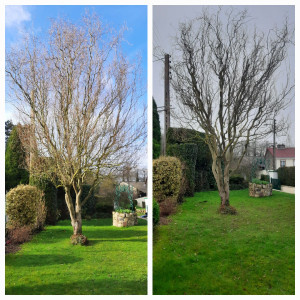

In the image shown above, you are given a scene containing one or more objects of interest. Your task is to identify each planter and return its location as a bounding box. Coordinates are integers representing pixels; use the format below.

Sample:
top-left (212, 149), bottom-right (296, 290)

top-left (249, 182), bottom-right (272, 197)
top-left (112, 211), bottom-right (138, 227)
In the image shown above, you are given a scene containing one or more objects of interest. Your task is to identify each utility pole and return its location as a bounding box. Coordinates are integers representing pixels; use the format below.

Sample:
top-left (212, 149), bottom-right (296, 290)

top-left (273, 119), bottom-right (276, 171)
top-left (162, 53), bottom-right (171, 155)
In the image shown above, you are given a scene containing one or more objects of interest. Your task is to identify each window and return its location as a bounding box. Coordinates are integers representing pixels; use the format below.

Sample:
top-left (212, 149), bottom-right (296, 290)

top-left (280, 160), bottom-right (286, 167)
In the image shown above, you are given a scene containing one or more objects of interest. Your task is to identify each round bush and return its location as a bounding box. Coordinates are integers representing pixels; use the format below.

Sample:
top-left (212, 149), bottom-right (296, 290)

top-left (153, 156), bottom-right (182, 202)
top-left (6, 184), bottom-right (46, 229)
top-left (153, 199), bottom-right (160, 226)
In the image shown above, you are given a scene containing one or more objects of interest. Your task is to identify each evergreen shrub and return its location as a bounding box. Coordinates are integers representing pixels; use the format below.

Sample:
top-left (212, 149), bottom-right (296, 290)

top-left (5, 126), bottom-right (29, 192)
top-left (167, 127), bottom-right (216, 192)
top-left (277, 167), bottom-right (295, 187)
top-left (153, 198), bottom-right (160, 226)
top-left (153, 156), bottom-right (182, 202)
top-left (6, 184), bottom-right (46, 230)
top-left (30, 175), bottom-right (57, 225)
top-left (167, 143), bottom-right (198, 196)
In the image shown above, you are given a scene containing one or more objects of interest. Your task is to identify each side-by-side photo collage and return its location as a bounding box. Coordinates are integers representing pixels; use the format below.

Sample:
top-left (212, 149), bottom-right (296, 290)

top-left (2, 1), bottom-right (296, 297)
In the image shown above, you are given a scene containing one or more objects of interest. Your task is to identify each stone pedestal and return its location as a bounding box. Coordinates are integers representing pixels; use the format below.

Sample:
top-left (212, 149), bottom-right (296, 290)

top-left (112, 211), bottom-right (138, 227)
top-left (249, 183), bottom-right (272, 197)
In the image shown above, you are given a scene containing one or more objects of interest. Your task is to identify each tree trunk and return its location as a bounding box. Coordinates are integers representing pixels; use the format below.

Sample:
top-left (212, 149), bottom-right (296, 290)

top-left (211, 154), bottom-right (237, 214)
top-left (72, 217), bottom-right (82, 235)
top-left (72, 199), bottom-right (83, 235)
top-left (64, 187), bottom-right (83, 236)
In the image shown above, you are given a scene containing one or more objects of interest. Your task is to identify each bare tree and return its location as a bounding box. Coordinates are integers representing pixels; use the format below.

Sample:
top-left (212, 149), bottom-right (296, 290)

top-left (6, 13), bottom-right (146, 239)
top-left (171, 8), bottom-right (294, 213)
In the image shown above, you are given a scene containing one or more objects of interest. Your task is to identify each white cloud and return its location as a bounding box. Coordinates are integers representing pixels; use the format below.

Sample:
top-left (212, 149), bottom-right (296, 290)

top-left (5, 5), bottom-right (31, 28)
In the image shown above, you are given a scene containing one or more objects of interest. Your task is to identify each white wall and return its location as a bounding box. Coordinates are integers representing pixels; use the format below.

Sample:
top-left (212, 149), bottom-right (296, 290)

top-left (276, 158), bottom-right (295, 169)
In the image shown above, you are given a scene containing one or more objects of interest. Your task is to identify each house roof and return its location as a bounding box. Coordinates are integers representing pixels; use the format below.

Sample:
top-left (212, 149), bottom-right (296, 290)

top-left (265, 147), bottom-right (295, 158)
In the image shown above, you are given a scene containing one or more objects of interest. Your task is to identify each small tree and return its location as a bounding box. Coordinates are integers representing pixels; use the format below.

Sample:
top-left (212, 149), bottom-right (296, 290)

top-left (153, 98), bottom-right (161, 158)
top-left (6, 13), bottom-right (146, 239)
top-left (171, 9), bottom-right (294, 213)
top-left (5, 125), bottom-right (29, 191)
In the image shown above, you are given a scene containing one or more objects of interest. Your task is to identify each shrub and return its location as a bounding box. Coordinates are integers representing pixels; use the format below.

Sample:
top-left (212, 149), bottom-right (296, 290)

top-left (78, 185), bottom-right (96, 218)
top-left (167, 143), bottom-right (198, 196)
top-left (153, 199), bottom-right (160, 226)
top-left (153, 156), bottom-right (182, 202)
top-left (277, 167), bottom-right (295, 187)
top-left (159, 197), bottom-right (177, 217)
top-left (260, 174), bottom-right (270, 182)
top-left (115, 208), bottom-right (132, 213)
top-left (251, 178), bottom-right (269, 185)
top-left (167, 127), bottom-right (216, 192)
top-left (177, 166), bottom-right (188, 203)
top-left (229, 175), bottom-right (248, 190)
top-left (6, 185), bottom-right (46, 230)
top-left (95, 202), bottom-right (114, 218)
top-left (30, 174), bottom-right (57, 225)
top-left (229, 175), bottom-right (244, 185)
top-left (8, 225), bottom-right (32, 244)
top-left (57, 186), bottom-right (69, 220)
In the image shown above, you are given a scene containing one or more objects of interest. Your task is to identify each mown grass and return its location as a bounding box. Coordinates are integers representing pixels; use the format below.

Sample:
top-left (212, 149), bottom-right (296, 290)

top-left (6, 218), bottom-right (147, 295)
top-left (153, 189), bottom-right (295, 295)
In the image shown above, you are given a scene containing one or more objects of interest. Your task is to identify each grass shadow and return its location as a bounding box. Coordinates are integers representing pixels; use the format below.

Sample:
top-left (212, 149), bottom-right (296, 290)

top-left (6, 254), bottom-right (83, 267)
top-left (5, 278), bottom-right (147, 295)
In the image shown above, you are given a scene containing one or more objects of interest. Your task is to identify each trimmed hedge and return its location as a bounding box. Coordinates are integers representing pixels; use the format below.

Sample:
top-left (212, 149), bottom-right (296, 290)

top-left (6, 184), bottom-right (46, 230)
top-left (153, 199), bottom-right (160, 226)
top-left (277, 167), bottom-right (295, 187)
top-left (30, 175), bottom-right (57, 225)
top-left (167, 143), bottom-right (198, 196)
top-left (57, 186), bottom-right (69, 220)
top-left (153, 156), bottom-right (182, 202)
top-left (228, 175), bottom-right (248, 190)
top-left (167, 127), bottom-right (216, 193)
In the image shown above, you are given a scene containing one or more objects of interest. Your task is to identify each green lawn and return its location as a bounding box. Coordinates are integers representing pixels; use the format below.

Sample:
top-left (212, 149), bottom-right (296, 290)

top-left (6, 218), bottom-right (147, 295)
top-left (153, 189), bottom-right (295, 295)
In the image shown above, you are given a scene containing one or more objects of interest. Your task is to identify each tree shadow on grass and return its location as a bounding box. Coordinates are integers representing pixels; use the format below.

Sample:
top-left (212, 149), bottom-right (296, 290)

top-left (5, 254), bottom-right (83, 267)
top-left (88, 238), bottom-right (147, 246)
top-left (37, 226), bottom-right (147, 244)
top-left (5, 278), bottom-right (147, 295)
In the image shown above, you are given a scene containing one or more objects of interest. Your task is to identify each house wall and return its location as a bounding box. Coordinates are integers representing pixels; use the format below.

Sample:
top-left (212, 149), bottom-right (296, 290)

top-left (276, 158), bottom-right (295, 169)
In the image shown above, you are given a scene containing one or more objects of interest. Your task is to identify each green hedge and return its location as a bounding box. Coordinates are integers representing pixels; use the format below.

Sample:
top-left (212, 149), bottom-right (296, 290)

top-left (30, 175), bottom-right (57, 225)
top-left (71, 185), bottom-right (96, 218)
top-left (153, 199), bottom-right (160, 226)
top-left (57, 187), bottom-right (69, 220)
top-left (277, 167), bottom-right (295, 187)
top-left (167, 127), bottom-right (216, 193)
top-left (167, 143), bottom-right (198, 196)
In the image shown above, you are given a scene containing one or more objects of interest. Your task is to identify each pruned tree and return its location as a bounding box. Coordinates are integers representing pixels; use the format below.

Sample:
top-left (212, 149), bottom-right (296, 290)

top-left (171, 8), bottom-right (294, 213)
top-left (6, 13), bottom-right (146, 240)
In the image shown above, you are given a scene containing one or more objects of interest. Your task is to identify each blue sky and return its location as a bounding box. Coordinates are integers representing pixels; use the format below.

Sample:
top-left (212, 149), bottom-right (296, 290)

top-left (5, 5), bottom-right (147, 121)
